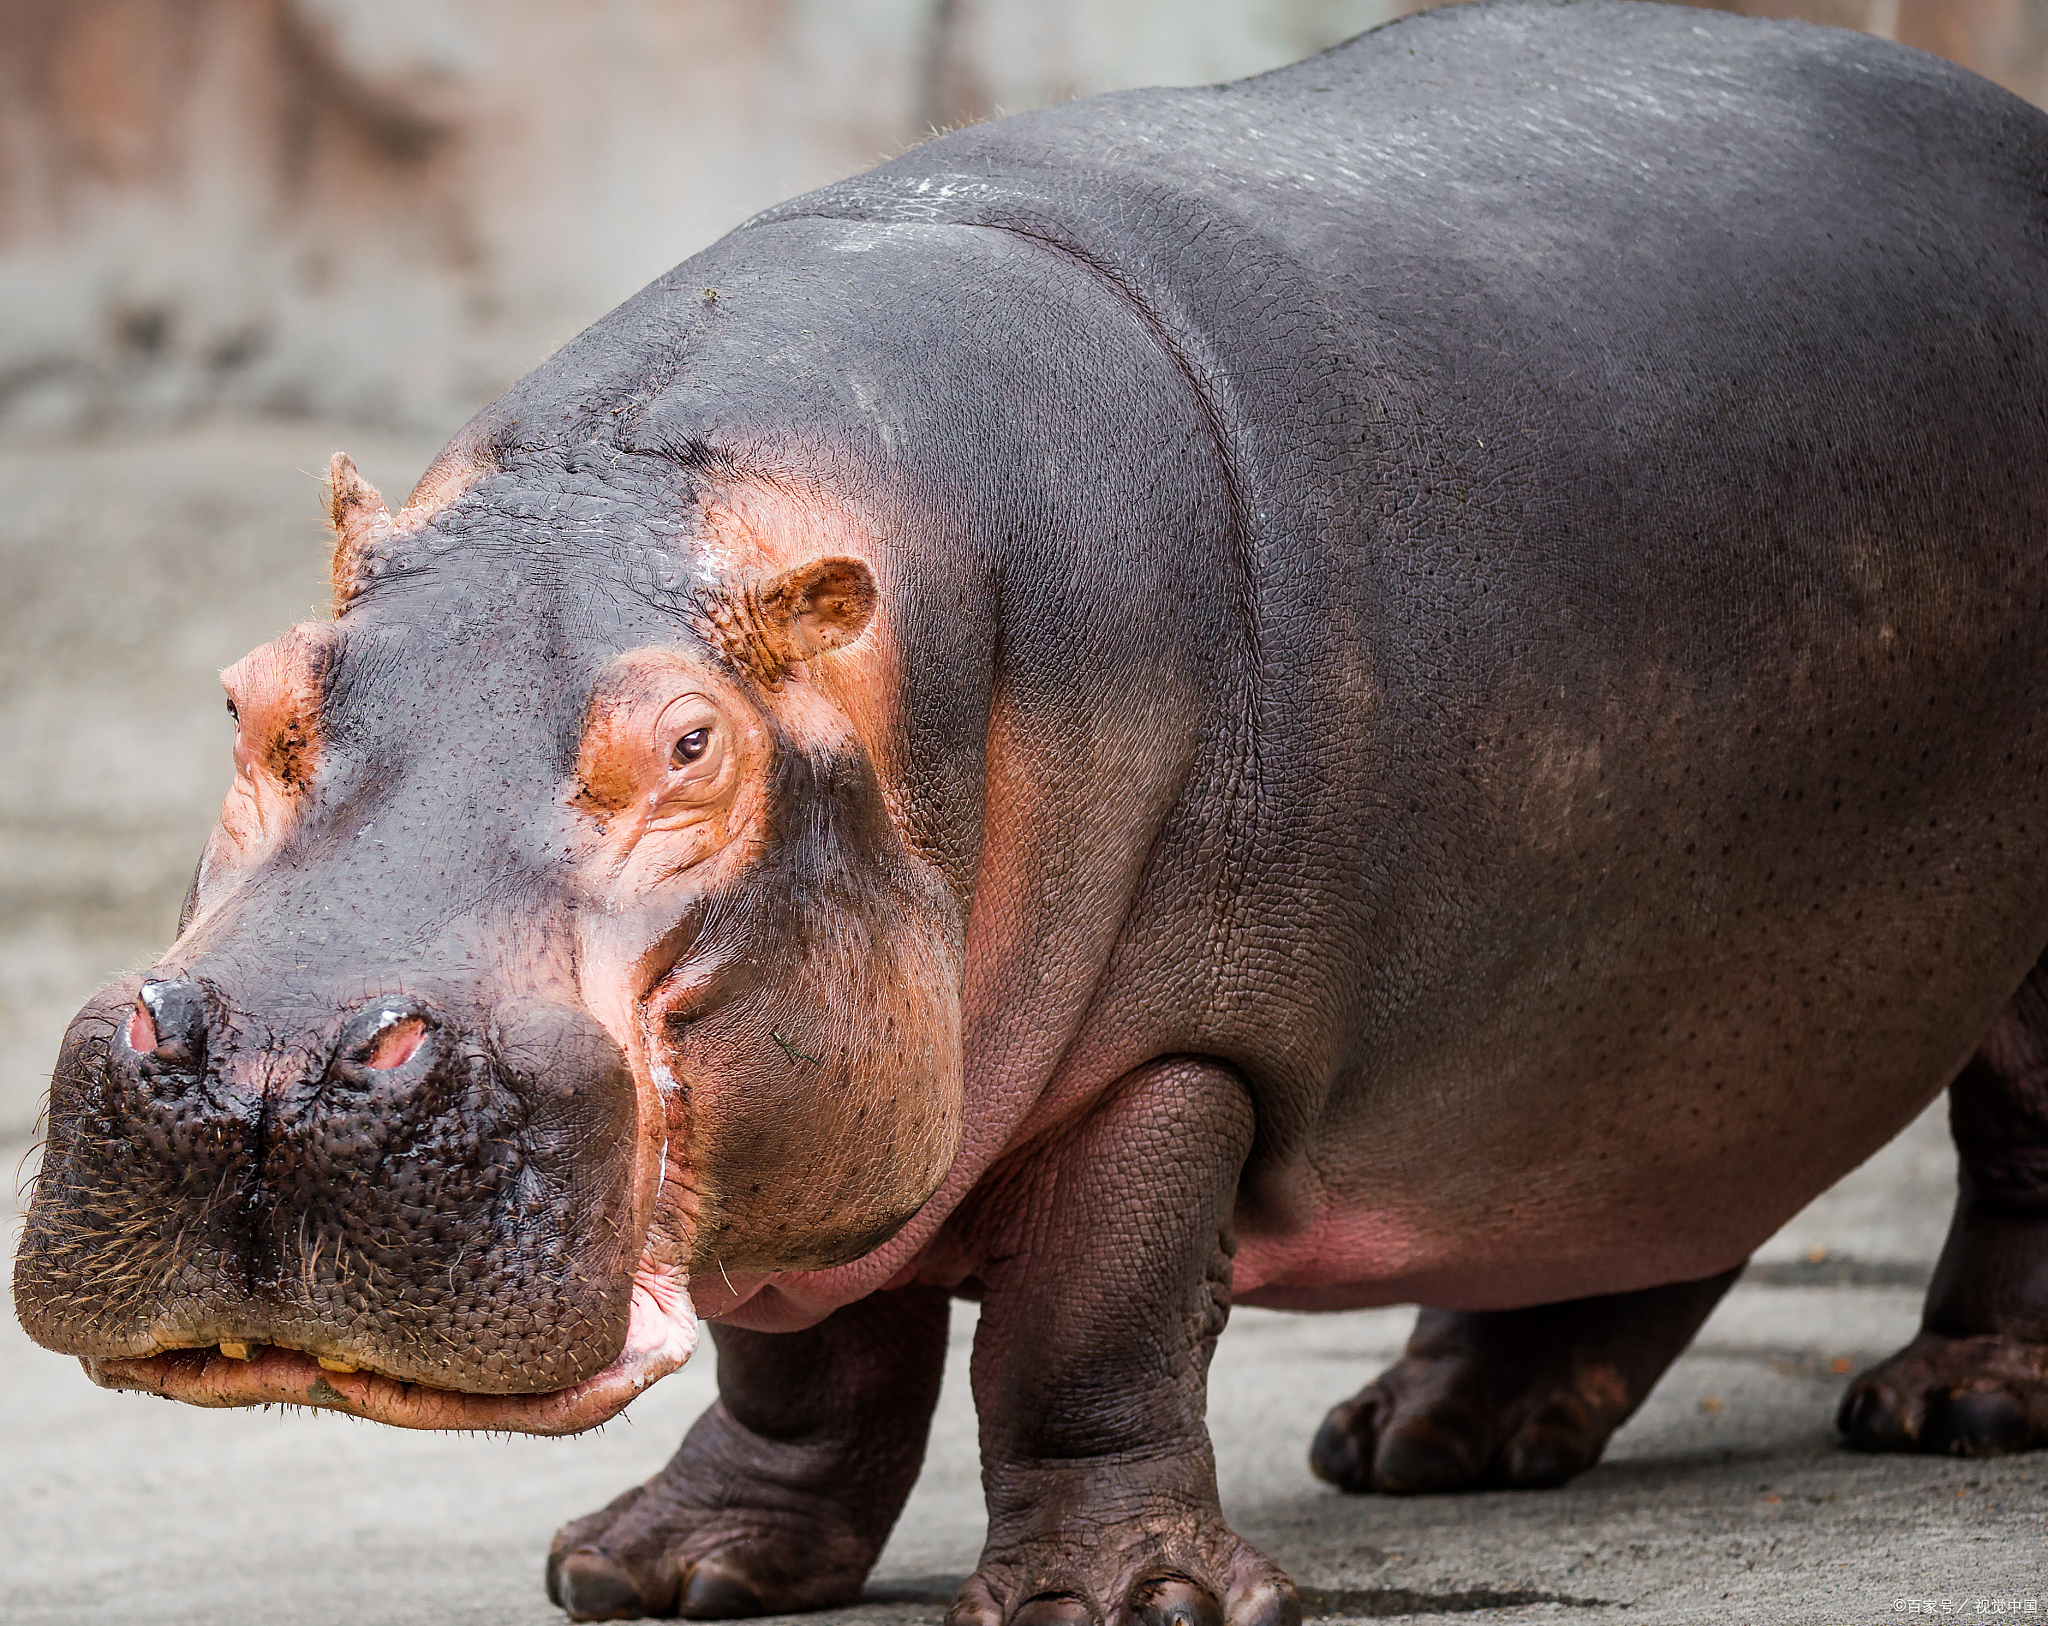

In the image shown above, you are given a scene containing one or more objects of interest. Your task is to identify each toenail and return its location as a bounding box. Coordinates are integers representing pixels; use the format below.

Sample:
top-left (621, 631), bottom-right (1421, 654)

top-left (1014, 1591), bottom-right (1098, 1626)
top-left (555, 1550), bottom-right (651, 1621)
top-left (1309, 1411), bottom-right (1370, 1490)
top-left (1937, 1389), bottom-right (2029, 1456)
top-left (1500, 1425), bottom-right (1594, 1489)
top-left (1224, 1576), bottom-right (1303, 1626)
top-left (677, 1560), bottom-right (768, 1619)
top-left (1372, 1421), bottom-right (1486, 1494)
top-left (1840, 1383), bottom-right (1919, 1451)
top-left (1839, 1387), bottom-right (1886, 1445)
top-left (945, 1595), bottom-right (1004, 1626)
top-left (1129, 1576), bottom-right (1223, 1626)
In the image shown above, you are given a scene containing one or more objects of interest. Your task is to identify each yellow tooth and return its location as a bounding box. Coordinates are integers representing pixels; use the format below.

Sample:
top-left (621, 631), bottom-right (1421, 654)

top-left (317, 1357), bottom-right (359, 1374)
top-left (219, 1342), bottom-right (253, 1360)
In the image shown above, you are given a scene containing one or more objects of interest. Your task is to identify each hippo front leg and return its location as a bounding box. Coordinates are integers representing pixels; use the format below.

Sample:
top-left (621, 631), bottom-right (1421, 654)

top-left (547, 1284), bottom-right (949, 1620)
top-left (951, 1059), bottom-right (1299, 1626)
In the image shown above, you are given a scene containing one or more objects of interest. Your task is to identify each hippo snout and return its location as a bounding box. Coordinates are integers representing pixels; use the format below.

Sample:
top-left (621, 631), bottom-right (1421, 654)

top-left (15, 978), bottom-right (644, 1402)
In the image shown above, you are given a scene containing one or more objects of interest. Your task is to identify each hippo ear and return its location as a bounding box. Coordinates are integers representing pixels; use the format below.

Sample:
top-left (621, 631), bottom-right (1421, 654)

top-left (326, 452), bottom-right (392, 616)
top-left (758, 556), bottom-right (879, 660)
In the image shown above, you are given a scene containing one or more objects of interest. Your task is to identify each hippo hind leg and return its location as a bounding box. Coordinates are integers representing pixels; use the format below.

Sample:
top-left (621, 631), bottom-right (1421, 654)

top-left (1310, 1267), bottom-right (1742, 1494)
top-left (1839, 957), bottom-right (2048, 1456)
top-left (547, 1283), bottom-right (948, 1621)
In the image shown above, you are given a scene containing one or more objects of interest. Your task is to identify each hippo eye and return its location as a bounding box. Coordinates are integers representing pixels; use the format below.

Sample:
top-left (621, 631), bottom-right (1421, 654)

top-left (672, 728), bottom-right (710, 766)
top-left (225, 697), bottom-right (239, 725)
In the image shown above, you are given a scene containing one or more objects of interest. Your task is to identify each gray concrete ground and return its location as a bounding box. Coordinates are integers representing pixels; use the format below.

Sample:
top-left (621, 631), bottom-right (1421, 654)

top-left (3, 428), bottom-right (2043, 1625)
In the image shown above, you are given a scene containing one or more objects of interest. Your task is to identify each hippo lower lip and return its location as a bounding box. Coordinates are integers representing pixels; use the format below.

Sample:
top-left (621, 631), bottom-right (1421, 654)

top-left (83, 1264), bottom-right (698, 1437)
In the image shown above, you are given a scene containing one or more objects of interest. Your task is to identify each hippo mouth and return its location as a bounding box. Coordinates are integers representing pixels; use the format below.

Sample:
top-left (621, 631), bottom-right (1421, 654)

top-left (79, 1264), bottom-right (698, 1437)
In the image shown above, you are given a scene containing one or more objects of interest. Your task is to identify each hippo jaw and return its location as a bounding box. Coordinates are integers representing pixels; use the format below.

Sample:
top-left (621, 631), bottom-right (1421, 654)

top-left (77, 1260), bottom-right (698, 1437)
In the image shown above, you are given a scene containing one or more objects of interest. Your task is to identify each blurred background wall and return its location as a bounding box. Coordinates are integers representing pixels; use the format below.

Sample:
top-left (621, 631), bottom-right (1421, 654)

top-left (3, 0), bottom-right (2045, 440)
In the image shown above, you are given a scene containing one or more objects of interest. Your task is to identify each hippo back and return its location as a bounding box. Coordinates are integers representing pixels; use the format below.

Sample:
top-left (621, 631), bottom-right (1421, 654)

top-left (740, 0), bottom-right (2048, 1304)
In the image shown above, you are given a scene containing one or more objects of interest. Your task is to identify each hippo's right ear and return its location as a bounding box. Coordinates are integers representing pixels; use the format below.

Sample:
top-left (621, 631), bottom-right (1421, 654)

top-left (325, 452), bottom-right (392, 617)
top-left (758, 556), bottom-right (879, 661)
top-left (694, 556), bottom-right (880, 687)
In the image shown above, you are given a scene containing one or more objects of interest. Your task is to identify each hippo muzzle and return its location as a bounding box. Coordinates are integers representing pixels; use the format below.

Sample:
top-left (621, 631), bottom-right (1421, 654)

top-left (14, 965), bottom-right (697, 1433)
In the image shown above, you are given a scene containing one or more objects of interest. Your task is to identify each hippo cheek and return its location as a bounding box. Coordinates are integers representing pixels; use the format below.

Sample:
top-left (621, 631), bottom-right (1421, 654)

top-left (648, 883), bottom-right (965, 1279)
top-left (14, 983), bottom-right (693, 1434)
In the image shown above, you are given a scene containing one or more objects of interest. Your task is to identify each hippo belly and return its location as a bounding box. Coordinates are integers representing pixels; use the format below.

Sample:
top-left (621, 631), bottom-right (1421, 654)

top-left (1230, 581), bottom-right (2048, 1310)
top-left (1235, 968), bottom-right (1985, 1316)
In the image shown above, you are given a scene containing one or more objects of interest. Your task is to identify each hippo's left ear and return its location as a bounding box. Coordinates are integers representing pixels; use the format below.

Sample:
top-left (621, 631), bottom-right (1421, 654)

top-left (758, 556), bottom-right (879, 660)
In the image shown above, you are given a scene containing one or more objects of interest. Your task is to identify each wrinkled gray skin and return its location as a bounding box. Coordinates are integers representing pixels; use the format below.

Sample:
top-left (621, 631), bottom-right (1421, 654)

top-left (17, 4), bottom-right (2048, 1623)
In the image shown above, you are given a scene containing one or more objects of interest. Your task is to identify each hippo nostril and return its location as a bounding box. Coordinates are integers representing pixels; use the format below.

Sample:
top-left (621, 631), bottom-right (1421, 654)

top-left (135, 978), bottom-right (207, 1067)
top-left (331, 999), bottom-right (440, 1081)
top-left (365, 1017), bottom-right (425, 1071)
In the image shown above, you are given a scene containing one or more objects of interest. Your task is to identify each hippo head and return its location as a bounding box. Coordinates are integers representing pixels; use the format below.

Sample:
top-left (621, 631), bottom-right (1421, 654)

top-left (12, 441), bottom-right (965, 1434)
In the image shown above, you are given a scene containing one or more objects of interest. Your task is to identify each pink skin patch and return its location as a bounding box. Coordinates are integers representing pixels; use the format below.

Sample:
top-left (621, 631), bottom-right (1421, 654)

top-left (125, 1002), bottom-right (156, 1054)
top-left (1229, 1205), bottom-right (1438, 1306)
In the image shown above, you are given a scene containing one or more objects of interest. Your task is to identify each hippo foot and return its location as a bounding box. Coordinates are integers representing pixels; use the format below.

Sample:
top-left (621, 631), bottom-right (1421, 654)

top-left (1838, 1331), bottom-right (2048, 1457)
top-left (947, 1460), bottom-right (1300, 1626)
top-left (547, 1287), bottom-right (948, 1620)
top-left (546, 1469), bottom-right (876, 1621)
top-left (1310, 1270), bottom-right (1742, 1495)
top-left (545, 1404), bottom-right (894, 1621)
top-left (1309, 1346), bottom-right (1617, 1494)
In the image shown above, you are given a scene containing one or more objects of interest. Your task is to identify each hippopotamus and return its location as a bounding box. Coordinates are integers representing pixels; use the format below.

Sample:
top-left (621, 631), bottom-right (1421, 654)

top-left (16, 1), bottom-right (2048, 1619)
